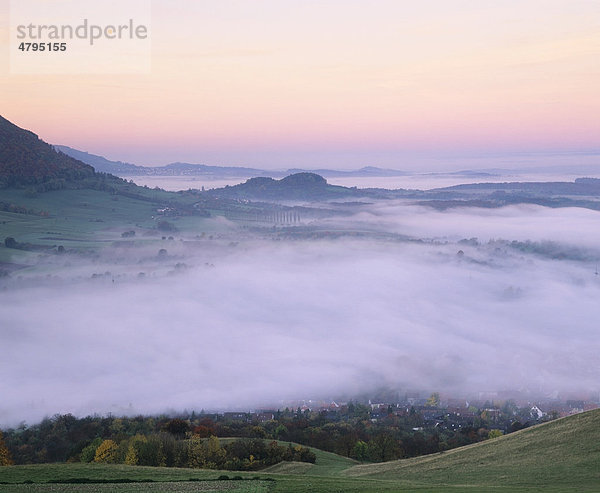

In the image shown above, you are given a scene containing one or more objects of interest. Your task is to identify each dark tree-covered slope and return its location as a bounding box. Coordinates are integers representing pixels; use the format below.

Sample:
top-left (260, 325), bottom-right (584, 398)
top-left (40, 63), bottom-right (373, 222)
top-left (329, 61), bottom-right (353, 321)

top-left (0, 115), bottom-right (95, 187)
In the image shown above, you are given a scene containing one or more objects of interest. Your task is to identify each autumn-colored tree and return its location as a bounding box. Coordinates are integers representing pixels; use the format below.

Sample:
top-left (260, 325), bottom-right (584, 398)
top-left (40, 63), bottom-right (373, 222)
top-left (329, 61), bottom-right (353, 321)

top-left (0, 432), bottom-right (14, 466)
top-left (188, 435), bottom-right (226, 469)
top-left (193, 418), bottom-right (216, 437)
top-left (426, 392), bottom-right (440, 407)
top-left (124, 444), bottom-right (138, 466)
top-left (205, 435), bottom-right (226, 468)
top-left (192, 425), bottom-right (212, 438)
top-left (188, 435), bottom-right (206, 468)
top-left (94, 439), bottom-right (118, 464)
top-left (488, 429), bottom-right (503, 439)
top-left (124, 434), bottom-right (147, 466)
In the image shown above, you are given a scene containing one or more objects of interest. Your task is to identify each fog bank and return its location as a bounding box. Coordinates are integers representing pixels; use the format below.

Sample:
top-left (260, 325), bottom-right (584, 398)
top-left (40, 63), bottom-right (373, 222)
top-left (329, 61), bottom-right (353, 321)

top-left (2, 207), bottom-right (600, 426)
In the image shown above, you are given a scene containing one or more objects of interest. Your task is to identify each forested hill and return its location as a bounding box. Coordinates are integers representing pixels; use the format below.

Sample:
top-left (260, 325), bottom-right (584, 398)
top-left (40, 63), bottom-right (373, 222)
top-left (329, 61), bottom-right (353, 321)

top-left (0, 115), bottom-right (95, 187)
top-left (206, 172), bottom-right (360, 200)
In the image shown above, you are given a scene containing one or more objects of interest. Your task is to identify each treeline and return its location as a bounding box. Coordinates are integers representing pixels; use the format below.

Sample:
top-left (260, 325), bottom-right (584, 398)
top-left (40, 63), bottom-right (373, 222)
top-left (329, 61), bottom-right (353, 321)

top-left (84, 435), bottom-right (314, 470)
top-left (10, 172), bottom-right (128, 195)
top-left (252, 410), bottom-right (489, 462)
top-left (0, 202), bottom-right (46, 216)
top-left (0, 166), bottom-right (95, 189)
top-left (0, 417), bottom-right (314, 471)
top-left (0, 405), bottom-right (511, 467)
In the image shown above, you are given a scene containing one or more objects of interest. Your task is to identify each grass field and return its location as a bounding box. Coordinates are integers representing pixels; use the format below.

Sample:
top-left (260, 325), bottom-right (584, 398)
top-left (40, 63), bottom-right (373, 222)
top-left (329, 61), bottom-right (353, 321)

top-left (0, 463), bottom-right (444, 493)
top-left (0, 189), bottom-right (156, 267)
top-left (344, 408), bottom-right (600, 491)
top-left (0, 186), bottom-right (236, 277)
top-left (1, 410), bottom-right (598, 492)
top-left (0, 484), bottom-right (269, 492)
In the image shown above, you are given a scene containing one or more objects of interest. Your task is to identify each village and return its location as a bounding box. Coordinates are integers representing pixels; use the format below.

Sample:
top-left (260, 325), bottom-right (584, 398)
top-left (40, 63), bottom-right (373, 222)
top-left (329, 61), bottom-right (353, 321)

top-left (211, 391), bottom-right (600, 436)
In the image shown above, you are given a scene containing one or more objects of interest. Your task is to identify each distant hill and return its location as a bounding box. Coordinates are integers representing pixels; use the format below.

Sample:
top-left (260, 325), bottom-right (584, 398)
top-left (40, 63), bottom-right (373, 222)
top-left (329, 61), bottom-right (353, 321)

top-left (55, 145), bottom-right (412, 179)
top-left (438, 179), bottom-right (600, 195)
top-left (0, 116), bottom-right (95, 187)
top-left (55, 145), bottom-right (271, 177)
top-left (161, 162), bottom-right (270, 177)
top-left (54, 145), bottom-right (144, 175)
top-left (205, 172), bottom-right (359, 200)
top-left (286, 165), bottom-right (408, 178)
top-left (344, 409), bottom-right (600, 490)
top-left (204, 171), bottom-right (600, 209)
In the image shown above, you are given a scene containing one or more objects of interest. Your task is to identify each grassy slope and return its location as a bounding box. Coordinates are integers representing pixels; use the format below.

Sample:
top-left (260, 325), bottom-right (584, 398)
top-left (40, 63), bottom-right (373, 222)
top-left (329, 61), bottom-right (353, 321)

top-left (2, 413), bottom-right (600, 492)
top-left (262, 442), bottom-right (357, 477)
top-left (0, 184), bottom-right (254, 248)
top-left (206, 438), bottom-right (357, 477)
top-left (0, 188), bottom-right (156, 247)
top-left (344, 408), bottom-right (600, 490)
top-left (0, 187), bottom-right (218, 270)
top-left (1, 186), bottom-right (173, 226)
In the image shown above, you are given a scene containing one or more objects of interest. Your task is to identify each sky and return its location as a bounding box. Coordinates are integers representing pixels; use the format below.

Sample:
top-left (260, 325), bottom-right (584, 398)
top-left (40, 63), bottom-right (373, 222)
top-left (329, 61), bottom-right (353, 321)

top-left (0, 0), bottom-right (599, 169)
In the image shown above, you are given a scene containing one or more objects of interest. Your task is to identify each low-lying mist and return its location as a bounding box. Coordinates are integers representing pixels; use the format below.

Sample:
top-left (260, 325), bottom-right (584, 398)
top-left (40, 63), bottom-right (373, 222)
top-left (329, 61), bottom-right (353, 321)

top-left (1, 204), bottom-right (599, 426)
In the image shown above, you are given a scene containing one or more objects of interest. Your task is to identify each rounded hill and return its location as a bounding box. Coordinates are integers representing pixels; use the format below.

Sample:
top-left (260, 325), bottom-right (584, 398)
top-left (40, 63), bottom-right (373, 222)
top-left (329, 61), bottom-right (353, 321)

top-left (280, 172), bottom-right (328, 186)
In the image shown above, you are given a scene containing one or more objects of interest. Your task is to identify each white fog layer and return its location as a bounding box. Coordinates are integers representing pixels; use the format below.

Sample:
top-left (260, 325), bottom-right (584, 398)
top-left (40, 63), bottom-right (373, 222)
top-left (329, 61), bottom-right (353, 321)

top-left (1, 204), bottom-right (599, 426)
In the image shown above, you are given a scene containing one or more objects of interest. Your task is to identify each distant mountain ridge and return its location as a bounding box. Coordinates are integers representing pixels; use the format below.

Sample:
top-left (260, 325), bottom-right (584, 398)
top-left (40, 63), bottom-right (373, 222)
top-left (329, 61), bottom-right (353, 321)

top-left (53, 145), bottom-right (144, 175)
top-left (55, 145), bottom-right (277, 177)
top-left (54, 145), bottom-right (411, 179)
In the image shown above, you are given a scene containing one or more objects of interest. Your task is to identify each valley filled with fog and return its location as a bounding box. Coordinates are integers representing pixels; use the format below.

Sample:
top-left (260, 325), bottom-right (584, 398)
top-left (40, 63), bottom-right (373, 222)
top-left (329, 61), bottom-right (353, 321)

top-left (1, 199), bottom-right (599, 427)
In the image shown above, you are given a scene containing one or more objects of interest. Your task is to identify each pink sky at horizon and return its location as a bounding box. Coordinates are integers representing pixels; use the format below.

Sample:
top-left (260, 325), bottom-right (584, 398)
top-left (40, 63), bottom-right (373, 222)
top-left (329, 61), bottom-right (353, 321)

top-left (0, 0), bottom-right (599, 170)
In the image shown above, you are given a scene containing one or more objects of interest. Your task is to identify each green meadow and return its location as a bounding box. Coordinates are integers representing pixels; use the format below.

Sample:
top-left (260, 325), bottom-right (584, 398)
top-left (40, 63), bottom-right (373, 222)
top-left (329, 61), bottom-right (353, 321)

top-left (1, 410), bottom-right (598, 492)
